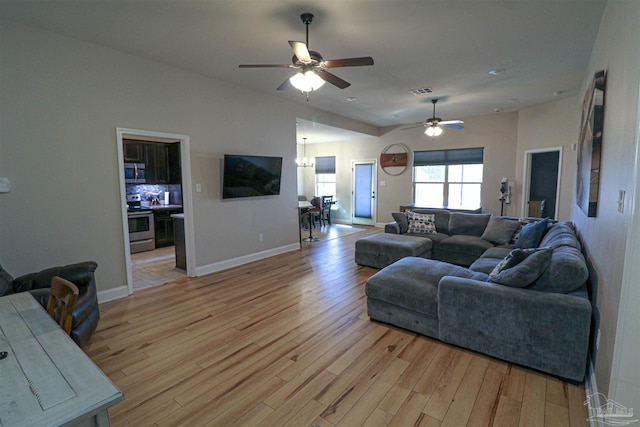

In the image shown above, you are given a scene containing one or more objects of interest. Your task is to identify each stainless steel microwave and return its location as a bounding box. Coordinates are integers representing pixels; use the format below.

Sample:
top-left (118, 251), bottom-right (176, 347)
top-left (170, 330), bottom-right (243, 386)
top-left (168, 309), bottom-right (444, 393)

top-left (124, 163), bottom-right (146, 183)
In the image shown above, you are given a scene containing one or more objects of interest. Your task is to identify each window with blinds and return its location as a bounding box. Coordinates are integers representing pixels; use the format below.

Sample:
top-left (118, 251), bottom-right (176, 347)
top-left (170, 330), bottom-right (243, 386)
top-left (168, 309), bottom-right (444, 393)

top-left (412, 148), bottom-right (484, 209)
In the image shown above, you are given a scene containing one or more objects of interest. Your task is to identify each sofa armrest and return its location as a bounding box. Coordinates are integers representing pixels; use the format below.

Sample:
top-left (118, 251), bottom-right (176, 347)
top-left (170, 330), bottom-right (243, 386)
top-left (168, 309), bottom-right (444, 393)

top-left (437, 276), bottom-right (591, 382)
top-left (13, 261), bottom-right (98, 293)
top-left (385, 222), bottom-right (400, 234)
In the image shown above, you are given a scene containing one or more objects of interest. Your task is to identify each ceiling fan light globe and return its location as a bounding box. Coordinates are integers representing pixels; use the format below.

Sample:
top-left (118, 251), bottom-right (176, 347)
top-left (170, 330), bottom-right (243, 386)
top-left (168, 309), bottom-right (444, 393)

top-left (290, 70), bottom-right (325, 92)
top-left (425, 126), bottom-right (443, 137)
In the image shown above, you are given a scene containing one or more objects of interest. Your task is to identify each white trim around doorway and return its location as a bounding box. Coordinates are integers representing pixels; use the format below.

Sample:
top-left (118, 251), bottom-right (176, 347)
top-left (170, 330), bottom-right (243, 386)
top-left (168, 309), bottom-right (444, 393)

top-left (116, 127), bottom-right (196, 297)
top-left (521, 146), bottom-right (563, 219)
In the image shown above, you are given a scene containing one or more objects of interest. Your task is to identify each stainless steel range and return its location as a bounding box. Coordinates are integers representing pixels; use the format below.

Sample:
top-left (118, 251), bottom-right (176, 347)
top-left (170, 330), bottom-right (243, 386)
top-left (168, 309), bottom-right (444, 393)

top-left (126, 194), bottom-right (155, 253)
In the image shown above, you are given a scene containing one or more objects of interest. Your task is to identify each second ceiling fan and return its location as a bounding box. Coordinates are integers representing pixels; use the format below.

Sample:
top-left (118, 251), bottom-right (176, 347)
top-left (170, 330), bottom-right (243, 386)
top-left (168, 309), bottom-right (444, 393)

top-left (239, 13), bottom-right (374, 93)
top-left (405, 99), bottom-right (465, 136)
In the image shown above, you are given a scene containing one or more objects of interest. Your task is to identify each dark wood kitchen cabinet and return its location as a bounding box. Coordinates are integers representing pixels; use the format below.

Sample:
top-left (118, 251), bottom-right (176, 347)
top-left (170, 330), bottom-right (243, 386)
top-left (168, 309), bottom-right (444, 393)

top-left (154, 207), bottom-right (183, 247)
top-left (123, 140), bottom-right (181, 184)
top-left (144, 143), bottom-right (181, 184)
top-left (123, 140), bottom-right (145, 162)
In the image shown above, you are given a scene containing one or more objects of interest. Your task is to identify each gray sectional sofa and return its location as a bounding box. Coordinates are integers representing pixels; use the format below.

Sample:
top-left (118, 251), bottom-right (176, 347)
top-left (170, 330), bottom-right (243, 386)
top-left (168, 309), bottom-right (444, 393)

top-left (362, 208), bottom-right (593, 382)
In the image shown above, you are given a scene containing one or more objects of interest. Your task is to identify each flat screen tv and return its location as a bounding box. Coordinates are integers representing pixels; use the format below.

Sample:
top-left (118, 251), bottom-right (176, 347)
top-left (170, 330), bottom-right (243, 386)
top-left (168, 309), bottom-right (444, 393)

top-left (222, 154), bottom-right (283, 199)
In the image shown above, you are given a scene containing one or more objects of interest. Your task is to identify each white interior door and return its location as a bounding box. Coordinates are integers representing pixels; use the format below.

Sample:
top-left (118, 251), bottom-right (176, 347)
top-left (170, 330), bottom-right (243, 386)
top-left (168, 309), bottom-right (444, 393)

top-left (352, 160), bottom-right (376, 226)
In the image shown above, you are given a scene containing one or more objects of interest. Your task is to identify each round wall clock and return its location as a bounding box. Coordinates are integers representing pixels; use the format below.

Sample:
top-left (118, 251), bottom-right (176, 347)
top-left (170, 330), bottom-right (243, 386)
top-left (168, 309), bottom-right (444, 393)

top-left (380, 143), bottom-right (411, 176)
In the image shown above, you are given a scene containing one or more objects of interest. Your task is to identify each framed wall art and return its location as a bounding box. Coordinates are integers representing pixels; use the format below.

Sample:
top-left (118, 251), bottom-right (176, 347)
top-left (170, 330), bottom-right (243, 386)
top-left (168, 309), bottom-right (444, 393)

top-left (576, 70), bottom-right (606, 217)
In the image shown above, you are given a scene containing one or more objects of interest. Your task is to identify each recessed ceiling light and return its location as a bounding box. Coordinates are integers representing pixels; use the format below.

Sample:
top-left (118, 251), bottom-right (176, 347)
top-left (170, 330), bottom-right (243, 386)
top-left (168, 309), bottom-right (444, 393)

top-left (345, 97), bottom-right (358, 102)
top-left (553, 90), bottom-right (567, 96)
top-left (489, 68), bottom-right (506, 75)
top-left (494, 108), bottom-right (503, 113)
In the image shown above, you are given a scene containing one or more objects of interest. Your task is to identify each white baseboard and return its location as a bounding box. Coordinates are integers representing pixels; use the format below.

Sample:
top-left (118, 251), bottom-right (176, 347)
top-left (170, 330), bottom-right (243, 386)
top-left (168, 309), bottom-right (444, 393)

top-left (194, 243), bottom-right (300, 277)
top-left (97, 285), bottom-right (130, 304)
top-left (585, 359), bottom-right (604, 427)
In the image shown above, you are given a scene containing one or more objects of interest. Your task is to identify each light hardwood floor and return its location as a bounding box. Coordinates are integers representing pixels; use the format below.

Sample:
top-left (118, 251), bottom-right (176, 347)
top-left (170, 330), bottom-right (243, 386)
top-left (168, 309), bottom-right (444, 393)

top-left (87, 227), bottom-right (589, 426)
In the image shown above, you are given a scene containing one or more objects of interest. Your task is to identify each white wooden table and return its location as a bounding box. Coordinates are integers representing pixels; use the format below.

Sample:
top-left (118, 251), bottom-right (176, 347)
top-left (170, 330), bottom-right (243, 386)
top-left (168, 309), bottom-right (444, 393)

top-left (0, 292), bottom-right (123, 426)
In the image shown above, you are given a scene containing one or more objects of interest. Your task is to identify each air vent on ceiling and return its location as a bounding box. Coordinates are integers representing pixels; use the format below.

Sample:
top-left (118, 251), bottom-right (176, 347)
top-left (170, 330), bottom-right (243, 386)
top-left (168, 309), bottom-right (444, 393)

top-left (410, 86), bottom-right (433, 96)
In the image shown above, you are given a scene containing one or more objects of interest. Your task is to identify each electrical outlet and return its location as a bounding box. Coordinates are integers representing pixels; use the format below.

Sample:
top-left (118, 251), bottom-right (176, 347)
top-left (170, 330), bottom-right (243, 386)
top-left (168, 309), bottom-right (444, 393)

top-left (259, 233), bottom-right (263, 242)
top-left (196, 183), bottom-right (202, 193)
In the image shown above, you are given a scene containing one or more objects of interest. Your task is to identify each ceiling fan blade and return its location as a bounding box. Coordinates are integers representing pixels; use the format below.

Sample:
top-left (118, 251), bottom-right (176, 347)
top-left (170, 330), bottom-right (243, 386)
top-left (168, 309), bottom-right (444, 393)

top-left (439, 120), bottom-right (464, 125)
top-left (276, 78), bottom-right (293, 91)
top-left (316, 69), bottom-right (350, 89)
top-left (239, 64), bottom-right (295, 68)
top-left (441, 123), bottom-right (465, 130)
top-left (289, 41), bottom-right (311, 63)
top-left (323, 57), bottom-right (374, 68)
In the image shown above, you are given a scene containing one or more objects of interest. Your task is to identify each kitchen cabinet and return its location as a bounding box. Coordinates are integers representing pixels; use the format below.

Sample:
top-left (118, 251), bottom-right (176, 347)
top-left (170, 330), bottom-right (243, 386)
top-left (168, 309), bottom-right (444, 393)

top-left (123, 141), bottom-right (181, 184)
top-left (145, 143), bottom-right (181, 184)
top-left (123, 140), bottom-right (144, 162)
top-left (154, 207), bottom-right (183, 247)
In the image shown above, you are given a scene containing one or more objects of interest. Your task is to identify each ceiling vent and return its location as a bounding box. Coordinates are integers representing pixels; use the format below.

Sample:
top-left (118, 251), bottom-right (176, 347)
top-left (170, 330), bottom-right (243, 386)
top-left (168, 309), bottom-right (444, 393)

top-left (410, 86), bottom-right (433, 96)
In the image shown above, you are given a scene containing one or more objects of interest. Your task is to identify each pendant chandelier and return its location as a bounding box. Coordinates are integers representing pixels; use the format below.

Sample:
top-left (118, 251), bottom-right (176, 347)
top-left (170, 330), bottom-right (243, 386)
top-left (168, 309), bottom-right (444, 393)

top-left (296, 137), bottom-right (314, 167)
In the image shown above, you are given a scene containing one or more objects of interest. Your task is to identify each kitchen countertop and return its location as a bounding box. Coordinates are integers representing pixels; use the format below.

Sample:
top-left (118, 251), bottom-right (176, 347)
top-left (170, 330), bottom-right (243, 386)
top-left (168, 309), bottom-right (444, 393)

top-left (142, 204), bottom-right (183, 210)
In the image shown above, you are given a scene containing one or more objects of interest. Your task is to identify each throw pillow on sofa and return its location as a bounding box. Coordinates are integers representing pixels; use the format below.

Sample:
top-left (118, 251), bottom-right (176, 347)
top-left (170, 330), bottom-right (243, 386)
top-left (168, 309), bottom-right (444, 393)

top-left (407, 211), bottom-right (437, 234)
top-left (488, 247), bottom-right (553, 287)
top-left (481, 216), bottom-right (521, 245)
top-left (514, 218), bottom-right (549, 248)
top-left (392, 212), bottom-right (409, 234)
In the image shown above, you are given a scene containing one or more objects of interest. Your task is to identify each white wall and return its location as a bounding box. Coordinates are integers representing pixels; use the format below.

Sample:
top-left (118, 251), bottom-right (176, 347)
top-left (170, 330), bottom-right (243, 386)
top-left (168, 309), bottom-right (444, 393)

top-left (516, 96), bottom-right (580, 220)
top-left (572, 0), bottom-right (640, 409)
top-left (0, 21), bottom-right (373, 295)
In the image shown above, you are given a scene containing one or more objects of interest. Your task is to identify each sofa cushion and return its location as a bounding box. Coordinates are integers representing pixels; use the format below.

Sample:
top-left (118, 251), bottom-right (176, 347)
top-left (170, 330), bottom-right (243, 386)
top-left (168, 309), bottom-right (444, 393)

top-left (489, 247), bottom-right (553, 288)
top-left (433, 235), bottom-right (495, 266)
top-left (514, 218), bottom-right (549, 248)
top-left (365, 257), bottom-right (487, 317)
top-left (449, 213), bottom-right (492, 237)
top-left (407, 211), bottom-right (436, 234)
top-left (481, 216), bottom-right (521, 245)
top-left (0, 264), bottom-right (14, 296)
top-left (539, 221), bottom-right (581, 250)
top-left (527, 245), bottom-right (589, 294)
top-left (392, 212), bottom-right (409, 234)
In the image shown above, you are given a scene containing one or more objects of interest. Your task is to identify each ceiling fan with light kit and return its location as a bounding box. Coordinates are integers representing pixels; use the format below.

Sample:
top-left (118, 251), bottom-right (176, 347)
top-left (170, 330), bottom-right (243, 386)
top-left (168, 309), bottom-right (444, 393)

top-left (404, 99), bottom-right (465, 137)
top-left (239, 13), bottom-right (374, 97)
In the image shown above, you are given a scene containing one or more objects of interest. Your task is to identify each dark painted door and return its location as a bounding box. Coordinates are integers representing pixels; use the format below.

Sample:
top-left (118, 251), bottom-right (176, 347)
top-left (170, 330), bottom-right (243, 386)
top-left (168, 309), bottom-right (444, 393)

top-left (529, 151), bottom-right (559, 219)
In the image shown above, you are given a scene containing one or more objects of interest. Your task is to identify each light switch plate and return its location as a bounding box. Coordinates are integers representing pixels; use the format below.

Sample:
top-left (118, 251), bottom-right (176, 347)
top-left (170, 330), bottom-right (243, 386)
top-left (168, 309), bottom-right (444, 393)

top-left (0, 177), bottom-right (10, 193)
top-left (618, 190), bottom-right (625, 213)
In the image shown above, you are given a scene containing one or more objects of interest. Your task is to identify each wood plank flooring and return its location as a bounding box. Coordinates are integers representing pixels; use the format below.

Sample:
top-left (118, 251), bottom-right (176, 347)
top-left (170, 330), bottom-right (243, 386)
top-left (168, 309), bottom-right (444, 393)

top-left (86, 227), bottom-right (589, 426)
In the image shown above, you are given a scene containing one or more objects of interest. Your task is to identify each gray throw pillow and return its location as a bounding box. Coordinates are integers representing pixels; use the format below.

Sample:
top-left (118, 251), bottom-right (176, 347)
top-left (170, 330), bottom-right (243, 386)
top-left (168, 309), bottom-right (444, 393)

top-left (489, 247), bottom-right (553, 287)
top-left (392, 212), bottom-right (409, 234)
top-left (514, 218), bottom-right (549, 248)
top-left (481, 216), bottom-right (521, 245)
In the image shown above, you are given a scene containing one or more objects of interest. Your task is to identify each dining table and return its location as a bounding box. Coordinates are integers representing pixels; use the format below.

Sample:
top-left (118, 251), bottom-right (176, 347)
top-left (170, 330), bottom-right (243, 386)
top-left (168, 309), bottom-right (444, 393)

top-left (0, 292), bottom-right (124, 426)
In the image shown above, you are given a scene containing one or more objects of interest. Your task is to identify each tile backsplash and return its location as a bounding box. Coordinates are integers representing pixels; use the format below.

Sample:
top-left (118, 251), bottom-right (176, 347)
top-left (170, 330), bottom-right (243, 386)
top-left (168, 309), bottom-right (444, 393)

top-left (126, 184), bottom-right (183, 205)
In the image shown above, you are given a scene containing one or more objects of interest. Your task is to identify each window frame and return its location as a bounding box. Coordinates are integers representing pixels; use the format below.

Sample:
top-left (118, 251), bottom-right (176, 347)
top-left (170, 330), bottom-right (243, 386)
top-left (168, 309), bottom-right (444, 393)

top-left (412, 148), bottom-right (484, 209)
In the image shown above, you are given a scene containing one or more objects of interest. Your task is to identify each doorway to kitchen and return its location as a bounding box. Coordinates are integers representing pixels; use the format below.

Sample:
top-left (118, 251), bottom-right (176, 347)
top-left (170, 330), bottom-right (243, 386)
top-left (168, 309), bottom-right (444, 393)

top-left (117, 128), bottom-right (195, 295)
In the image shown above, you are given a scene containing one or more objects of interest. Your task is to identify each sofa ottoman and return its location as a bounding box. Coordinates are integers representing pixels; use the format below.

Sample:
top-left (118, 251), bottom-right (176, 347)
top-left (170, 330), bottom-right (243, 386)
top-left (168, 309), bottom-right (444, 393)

top-left (355, 233), bottom-right (432, 269)
top-left (365, 257), bottom-right (488, 338)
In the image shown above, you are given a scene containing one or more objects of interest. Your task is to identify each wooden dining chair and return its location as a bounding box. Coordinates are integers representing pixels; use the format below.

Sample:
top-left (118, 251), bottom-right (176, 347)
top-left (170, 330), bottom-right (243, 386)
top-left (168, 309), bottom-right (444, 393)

top-left (321, 195), bottom-right (333, 225)
top-left (47, 276), bottom-right (79, 336)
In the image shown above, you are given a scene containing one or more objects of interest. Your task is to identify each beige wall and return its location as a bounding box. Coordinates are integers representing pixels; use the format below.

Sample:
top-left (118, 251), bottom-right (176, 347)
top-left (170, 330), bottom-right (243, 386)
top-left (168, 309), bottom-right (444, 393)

top-left (515, 96), bottom-right (580, 220)
top-left (0, 21), bottom-right (372, 295)
top-left (571, 0), bottom-right (640, 406)
top-left (299, 112), bottom-right (519, 224)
